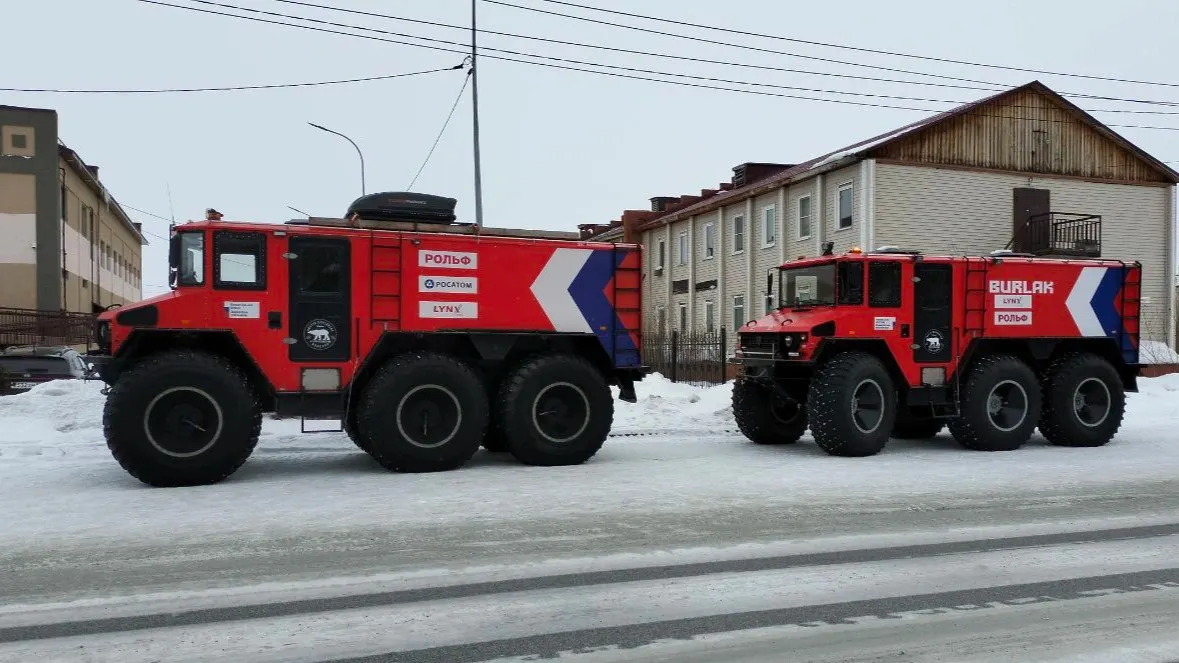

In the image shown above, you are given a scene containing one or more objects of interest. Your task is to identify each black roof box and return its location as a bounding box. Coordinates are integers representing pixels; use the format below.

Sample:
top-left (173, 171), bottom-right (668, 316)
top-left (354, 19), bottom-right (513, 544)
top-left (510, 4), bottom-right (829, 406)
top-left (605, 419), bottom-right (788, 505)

top-left (346, 192), bottom-right (457, 224)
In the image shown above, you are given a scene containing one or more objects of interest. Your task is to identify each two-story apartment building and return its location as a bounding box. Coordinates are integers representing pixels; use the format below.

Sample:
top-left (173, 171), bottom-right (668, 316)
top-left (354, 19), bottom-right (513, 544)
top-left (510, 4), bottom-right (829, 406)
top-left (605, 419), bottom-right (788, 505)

top-left (1, 105), bottom-right (145, 313)
top-left (600, 82), bottom-right (1177, 353)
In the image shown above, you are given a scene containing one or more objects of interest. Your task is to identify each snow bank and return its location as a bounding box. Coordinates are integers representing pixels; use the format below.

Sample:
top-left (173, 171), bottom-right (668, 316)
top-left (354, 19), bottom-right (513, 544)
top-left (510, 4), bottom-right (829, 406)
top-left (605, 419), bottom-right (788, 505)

top-left (611, 373), bottom-right (733, 432)
top-left (0, 380), bottom-right (107, 461)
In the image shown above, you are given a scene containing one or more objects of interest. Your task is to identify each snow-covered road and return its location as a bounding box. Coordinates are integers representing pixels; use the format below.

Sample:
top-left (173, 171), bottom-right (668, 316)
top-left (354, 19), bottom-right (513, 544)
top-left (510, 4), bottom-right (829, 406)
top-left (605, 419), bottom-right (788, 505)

top-left (1, 373), bottom-right (1177, 661)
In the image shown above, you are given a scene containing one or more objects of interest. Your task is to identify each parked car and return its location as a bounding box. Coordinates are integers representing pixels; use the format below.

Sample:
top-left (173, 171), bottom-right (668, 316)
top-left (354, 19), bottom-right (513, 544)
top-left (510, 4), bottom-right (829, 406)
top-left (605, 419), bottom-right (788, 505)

top-left (0, 346), bottom-right (92, 395)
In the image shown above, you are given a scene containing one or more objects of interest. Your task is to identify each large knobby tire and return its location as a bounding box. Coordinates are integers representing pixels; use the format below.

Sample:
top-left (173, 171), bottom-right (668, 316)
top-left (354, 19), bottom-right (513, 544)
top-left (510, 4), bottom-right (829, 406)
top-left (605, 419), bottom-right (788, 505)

top-left (808, 352), bottom-right (897, 457)
top-left (732, 378), bottom-right (807, 445)
top-left (1039, 353), bottom-right (1125, 448)
top-left (498, 355), bottom-right (613, 466)
top-left (358, 353), bottom-right (488, 472)
top-left (891, 415), bottom-right (946, 440)
top-left (102, 350), bottom-right (262, 487)
top-left (948, 354), bottom-right (1041, 452)
top-left (343, 406), bottom-right (368, 453)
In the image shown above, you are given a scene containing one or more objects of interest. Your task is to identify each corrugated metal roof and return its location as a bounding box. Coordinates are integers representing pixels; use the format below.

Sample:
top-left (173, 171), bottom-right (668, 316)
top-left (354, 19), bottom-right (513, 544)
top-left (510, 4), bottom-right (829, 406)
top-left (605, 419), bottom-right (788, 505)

top-left (635, 81), bottom-right (1179, 232)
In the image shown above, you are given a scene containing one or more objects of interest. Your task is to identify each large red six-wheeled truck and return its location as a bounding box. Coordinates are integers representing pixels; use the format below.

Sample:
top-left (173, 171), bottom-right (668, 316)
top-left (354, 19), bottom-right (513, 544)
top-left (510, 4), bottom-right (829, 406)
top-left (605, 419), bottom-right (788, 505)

top-left (733, 246), bottom-right (1144, 456)
top-left (87, 193), bottom-right (644, 487)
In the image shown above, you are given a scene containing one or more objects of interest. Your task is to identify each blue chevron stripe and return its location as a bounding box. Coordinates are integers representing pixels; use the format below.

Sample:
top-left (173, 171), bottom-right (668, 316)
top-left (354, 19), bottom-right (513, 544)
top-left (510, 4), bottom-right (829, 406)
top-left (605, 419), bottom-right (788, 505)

top-left (1088, 267), bottom-right (1123, 339)
top-left (566, 249), bottom-right (640, 367)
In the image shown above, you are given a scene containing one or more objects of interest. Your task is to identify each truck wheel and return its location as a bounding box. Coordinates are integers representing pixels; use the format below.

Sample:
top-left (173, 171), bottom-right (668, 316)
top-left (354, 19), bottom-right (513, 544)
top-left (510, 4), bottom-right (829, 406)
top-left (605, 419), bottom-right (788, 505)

top-left (732, 378), bottom-right (807, 445)
top-left (808, 352), bottom-right (896, 457)
top-left (498, 355), bottom-right (613, 466)
top-left (891, 415), bottom-right (945, 440)
top-left (358, 353), bottom-right (488, 472)
top-left (102, 350), bottom-right (262, 487)
top-left (343, 406), bottom-right (368, 453)
top-left (948, 354), bottom-right (1041, 452)
top-left (1039, 353), bottom-right (1125, 448)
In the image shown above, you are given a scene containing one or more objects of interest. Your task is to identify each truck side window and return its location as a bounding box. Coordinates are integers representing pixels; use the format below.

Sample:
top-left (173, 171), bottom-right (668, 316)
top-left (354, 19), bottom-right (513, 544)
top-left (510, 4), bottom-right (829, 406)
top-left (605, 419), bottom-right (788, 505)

top-left (868, 261), bottom-right (902, 307)
top-left (295, 245), bottom-right (345, 294)
top-left (213, 231), bottom-right (267, 290)
top-left (836, 262), bottom-right (864, 305)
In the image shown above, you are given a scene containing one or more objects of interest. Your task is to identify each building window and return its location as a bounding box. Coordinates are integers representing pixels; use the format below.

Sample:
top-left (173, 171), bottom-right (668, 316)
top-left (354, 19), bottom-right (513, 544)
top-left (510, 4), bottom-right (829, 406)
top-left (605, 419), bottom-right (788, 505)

top-left (703, 222), bottom-right (716, 259)
top-left (656, 238), bottom-right (665, 272)
top-left (732, 215), bottom-right (745, 253)
top-left (703, 300), bottom-right (715, 330)
top-left (797, 196), bottom-right (812, 239)
top-left (838, 183), bottom-right (854, 230)
top-left (11, 134), bottom-right (27, 150)
top-left (732, 294), bottom-right (745, 330)
top-left (656, 305), bottom-right (666, 331)
top-left (762, 205), bottom-right (777, 247)
top-left (677, 231), bottom-right (688, 266)
top-left (678, 303), bottom-right (688, 332)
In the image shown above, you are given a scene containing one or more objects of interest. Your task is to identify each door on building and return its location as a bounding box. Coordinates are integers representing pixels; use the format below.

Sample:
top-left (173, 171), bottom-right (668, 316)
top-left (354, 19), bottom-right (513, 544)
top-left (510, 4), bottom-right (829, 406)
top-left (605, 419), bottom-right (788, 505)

top-left (288, 236), bottom-right (352, 362)
top-left (1012, 188), bottom-right (1050, 253)
top-left (912, 262), bottom-right (953, 364)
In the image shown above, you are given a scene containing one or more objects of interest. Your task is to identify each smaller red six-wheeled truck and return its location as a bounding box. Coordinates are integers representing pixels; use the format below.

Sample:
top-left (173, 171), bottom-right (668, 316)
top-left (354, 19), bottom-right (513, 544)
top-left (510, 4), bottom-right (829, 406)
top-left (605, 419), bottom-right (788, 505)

top-left (733, 246), bottom-right (1143, 455)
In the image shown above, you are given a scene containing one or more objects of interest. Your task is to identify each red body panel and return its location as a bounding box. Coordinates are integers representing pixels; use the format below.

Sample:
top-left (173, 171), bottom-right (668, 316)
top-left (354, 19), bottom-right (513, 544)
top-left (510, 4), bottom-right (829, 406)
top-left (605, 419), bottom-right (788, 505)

top-left (102, 221), bottom-right (642, 393)
top-left (740, 252), bottom-right (1141, 386)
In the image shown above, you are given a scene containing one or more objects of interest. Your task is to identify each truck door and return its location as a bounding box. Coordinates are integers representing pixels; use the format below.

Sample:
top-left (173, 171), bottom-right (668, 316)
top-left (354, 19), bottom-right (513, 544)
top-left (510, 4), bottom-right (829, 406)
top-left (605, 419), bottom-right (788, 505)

top-left (912, 262), bottom-right (953, 363)
top-left (288, 236), bottom-right (352, 362)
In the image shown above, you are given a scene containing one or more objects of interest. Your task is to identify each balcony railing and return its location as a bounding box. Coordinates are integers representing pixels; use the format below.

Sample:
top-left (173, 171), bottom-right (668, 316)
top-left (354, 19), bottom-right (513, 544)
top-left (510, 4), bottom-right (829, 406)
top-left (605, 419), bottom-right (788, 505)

top-left (1016, 213), bottom-right (1102, 258)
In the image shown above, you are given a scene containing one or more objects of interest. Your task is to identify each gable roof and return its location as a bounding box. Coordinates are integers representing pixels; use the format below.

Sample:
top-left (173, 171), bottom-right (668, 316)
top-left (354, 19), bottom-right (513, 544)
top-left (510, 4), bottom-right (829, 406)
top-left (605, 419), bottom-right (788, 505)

top-left (634, 81), bottom-right (1179, 232)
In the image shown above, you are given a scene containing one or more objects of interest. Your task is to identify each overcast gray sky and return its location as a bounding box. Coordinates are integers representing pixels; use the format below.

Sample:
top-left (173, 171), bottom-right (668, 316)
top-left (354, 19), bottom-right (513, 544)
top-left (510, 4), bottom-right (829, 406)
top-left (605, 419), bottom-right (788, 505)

top-left (7, 0), bottom-right (1179, 296)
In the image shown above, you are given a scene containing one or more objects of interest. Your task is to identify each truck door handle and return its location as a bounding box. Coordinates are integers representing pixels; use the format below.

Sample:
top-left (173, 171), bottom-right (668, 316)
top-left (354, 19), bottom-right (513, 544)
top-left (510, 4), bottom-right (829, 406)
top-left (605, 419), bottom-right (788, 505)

top-left (268, 311), bottom-right (282, 329)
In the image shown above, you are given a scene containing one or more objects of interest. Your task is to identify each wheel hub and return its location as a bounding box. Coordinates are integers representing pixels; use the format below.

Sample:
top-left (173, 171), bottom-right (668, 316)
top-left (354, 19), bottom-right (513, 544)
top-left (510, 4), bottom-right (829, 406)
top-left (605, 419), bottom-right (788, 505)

top-left (850, 379), bottom-right (885, 435)
top-left (144, 387), bottom-right (224, 458)
top-left (1073, 377), bottom-right (1112, 428)
top-left (985, 380), bottom-right (1028, 432)
top-left (396, 385), bottom-right (462, 449)
top-left (532, 382), bottom-right (590, 444)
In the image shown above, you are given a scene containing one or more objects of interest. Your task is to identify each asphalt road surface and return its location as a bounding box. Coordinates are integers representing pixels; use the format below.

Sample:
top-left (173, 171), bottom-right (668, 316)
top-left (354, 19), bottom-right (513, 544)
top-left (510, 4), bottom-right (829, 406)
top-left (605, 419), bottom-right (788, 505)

top-left (2, 476), bottom-right (1178, 663)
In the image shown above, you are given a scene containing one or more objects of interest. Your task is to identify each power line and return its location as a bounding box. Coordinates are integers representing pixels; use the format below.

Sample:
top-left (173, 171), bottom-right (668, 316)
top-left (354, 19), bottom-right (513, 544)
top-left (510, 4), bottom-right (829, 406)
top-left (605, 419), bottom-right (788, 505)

top-left (269, 0), bottom-right (1179, 108)
top-left (528, 0), bottom-right (1179, 91)
top-left (0, 65), bottom-right (463, 94)
top-left (118, 203), bottom-right (174, 222)
top-left (408, 69), bottom-right (473, 190)
top-left (137, 1), bottom-right (1179, 131)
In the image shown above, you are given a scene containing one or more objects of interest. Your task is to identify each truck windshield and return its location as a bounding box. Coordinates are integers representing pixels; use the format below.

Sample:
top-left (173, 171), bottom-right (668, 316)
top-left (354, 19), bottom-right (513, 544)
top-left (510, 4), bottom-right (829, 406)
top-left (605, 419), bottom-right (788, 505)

top-left (779, 264), bottom-right (836, 308)
top-left (169, 232), bottom-right (205, 287)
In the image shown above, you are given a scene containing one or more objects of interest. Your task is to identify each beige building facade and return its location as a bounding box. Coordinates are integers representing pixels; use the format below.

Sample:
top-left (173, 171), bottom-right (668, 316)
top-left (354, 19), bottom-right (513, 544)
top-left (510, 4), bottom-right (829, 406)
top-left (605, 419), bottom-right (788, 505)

top-left (1, 105), bottom-right (144, 313)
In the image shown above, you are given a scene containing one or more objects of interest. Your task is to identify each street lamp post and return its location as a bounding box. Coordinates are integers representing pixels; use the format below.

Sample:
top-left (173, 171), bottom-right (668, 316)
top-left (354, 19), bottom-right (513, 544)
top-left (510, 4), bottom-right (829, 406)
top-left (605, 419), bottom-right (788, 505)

top-left (308, 122), bottom-right (366, 196)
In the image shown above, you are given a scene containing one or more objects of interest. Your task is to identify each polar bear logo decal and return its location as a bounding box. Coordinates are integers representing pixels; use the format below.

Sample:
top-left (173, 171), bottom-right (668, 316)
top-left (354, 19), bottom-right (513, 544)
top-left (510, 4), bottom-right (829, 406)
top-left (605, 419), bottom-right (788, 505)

top-left (303, 319), bottom-right (337, 351)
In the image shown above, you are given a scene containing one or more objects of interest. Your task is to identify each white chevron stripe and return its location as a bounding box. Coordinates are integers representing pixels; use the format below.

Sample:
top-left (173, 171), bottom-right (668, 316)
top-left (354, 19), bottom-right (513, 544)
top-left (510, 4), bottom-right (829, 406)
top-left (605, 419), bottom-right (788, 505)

top-left (531, 248), bottom-right (594, 333)
top-left (1066, 267), bottom-right (1106, 337)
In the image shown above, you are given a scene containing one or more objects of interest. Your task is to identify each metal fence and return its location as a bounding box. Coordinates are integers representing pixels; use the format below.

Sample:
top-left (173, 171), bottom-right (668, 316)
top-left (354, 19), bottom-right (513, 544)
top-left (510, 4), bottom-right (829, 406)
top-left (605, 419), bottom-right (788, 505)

top-left (641, 329), bottom-right (729, 386)
top-left (0, 307), bottom-right (95, 350)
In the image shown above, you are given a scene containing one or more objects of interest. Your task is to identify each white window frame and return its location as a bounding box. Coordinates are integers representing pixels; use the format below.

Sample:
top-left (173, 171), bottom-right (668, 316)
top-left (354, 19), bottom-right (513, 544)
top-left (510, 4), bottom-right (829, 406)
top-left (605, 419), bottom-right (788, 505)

top-left (837, 182), bottom-right (854, 231)
top-left (731, 215), bottom-right (745, 254)
top-left (761, 205), bottom-right (777, 248)
top-left (732, 294), bottom-right (745, 331)
top-left (656, 238), bottom-right (666, 272)
top-left (703, 222), bottom-right (716, 259)
top-left (703, 300), bottom-right (715, 330)
top-left (678, 303), bottom-right (688, 332)
top-left (797, 195), bottom-right (812, 240)
top-left (677, 231), bottom-right (688, 265)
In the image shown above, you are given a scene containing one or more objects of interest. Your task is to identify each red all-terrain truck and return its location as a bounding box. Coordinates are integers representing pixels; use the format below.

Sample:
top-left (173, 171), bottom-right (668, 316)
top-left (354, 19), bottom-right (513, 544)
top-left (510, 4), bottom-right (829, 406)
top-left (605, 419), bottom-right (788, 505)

top-left (88, 193), bottom-right (644, 487)
top-left (733, 245), bottom-right (1143, 455)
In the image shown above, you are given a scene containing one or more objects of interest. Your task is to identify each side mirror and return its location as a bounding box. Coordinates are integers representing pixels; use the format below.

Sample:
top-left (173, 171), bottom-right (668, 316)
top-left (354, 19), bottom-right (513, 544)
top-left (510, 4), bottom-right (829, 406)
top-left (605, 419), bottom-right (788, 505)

top-left (766, 271), bottom-right (774, 296)
top-left (168, 233), bottom-right (180, 266)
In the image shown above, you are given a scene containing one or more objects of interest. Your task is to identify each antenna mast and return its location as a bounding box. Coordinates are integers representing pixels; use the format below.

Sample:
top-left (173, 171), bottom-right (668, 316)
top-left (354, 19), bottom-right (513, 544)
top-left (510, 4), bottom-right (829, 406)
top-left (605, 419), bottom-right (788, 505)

top-left (471, 0), bottom-right (484, 228)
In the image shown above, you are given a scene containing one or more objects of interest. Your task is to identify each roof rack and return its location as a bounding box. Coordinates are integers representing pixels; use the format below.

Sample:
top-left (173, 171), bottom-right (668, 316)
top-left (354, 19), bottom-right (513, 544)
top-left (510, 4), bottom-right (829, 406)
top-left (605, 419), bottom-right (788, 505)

top-left (869, 245), bottom-right (922, 255)
top-left (298, 216), bottom-right (583, 241)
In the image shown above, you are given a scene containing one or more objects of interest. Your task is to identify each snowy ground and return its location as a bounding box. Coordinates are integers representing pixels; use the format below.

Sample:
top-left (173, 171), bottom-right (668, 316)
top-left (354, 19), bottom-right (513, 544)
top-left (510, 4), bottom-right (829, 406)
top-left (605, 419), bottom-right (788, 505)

top-left (0, 372), bottom-right (1177, 549)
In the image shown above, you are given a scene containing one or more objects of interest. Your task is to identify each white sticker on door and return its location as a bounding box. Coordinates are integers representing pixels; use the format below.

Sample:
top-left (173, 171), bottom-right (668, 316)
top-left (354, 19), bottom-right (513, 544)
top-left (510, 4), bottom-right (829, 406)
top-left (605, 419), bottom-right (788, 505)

top-left (873, 316), bottom-right (896, 331)
top-left (419, 250), bottom-right (477, 270)
top-left (419, 275), bottom-right (478, 294)
top-left (224, 301), bottom-right (260, 319)
top-left (420, 301), bottom-right (479, 319)
top-left (994, 310), bottom-right (1033, 326)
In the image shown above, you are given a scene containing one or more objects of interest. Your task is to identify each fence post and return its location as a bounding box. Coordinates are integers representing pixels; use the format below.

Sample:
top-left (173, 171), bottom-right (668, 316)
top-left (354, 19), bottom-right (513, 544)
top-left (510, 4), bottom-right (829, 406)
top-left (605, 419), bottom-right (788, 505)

top-left (719, 327), bottom-right (727, 384)
top-left (670, 330), bottom-right (678, 383)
